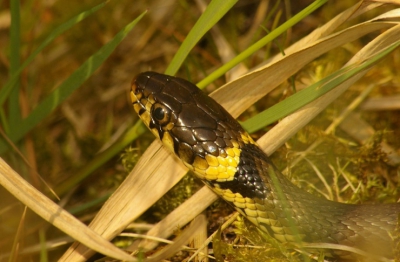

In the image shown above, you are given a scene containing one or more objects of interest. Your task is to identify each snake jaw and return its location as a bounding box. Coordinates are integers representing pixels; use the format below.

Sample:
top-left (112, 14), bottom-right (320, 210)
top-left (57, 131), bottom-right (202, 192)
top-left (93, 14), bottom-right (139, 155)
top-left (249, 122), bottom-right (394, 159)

top-left (131, 85), bottom-right (157, 138)
top-left (130, 89), bottom-right (138, 103)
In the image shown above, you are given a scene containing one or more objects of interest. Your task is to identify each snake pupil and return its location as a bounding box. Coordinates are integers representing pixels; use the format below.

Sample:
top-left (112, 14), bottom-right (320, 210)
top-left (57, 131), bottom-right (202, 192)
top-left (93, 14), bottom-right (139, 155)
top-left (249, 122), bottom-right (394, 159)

top-left (154, 107), bottom-right (165, 121)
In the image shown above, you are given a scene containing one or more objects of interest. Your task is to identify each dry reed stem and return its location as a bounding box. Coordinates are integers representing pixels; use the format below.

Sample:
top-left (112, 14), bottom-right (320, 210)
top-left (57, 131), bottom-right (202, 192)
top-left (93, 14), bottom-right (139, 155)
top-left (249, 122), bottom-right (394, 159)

top-left (0, 158), bottom-right (134, 261)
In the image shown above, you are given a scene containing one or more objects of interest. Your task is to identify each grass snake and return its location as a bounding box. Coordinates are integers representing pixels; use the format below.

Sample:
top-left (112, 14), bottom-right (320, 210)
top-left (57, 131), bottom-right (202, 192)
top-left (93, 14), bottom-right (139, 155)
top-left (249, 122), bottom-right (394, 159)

top-left (130, 71), bottom-right (399, 260)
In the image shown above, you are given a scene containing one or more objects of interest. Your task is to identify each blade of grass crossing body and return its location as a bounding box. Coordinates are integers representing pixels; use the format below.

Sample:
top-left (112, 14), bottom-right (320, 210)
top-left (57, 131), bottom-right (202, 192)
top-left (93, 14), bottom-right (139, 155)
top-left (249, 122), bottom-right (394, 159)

top-left (0, 11), bottom-right (147, 154)
top-left (8, 0), bottom-right (22, 132)
top-left (0, 2), bottom-right (107, 108)
top-left (164, 0), bottom-right (238, 76)
top-left (196, 0), bottom-right (328, 89)
top-left (241, 41), bottom-right (400, 133)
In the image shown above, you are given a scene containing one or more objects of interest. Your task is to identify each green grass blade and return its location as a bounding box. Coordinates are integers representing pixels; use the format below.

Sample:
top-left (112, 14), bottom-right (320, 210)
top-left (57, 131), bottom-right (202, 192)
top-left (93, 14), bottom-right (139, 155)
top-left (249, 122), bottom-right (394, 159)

top-left (0, 11), bottom-right (147, 154)
top-left (0, 2), bottom-right (107, 108)
top-left (67, 193), bottom-right (111, 215)
top-left (241, 41), bottom-right (400, 133)
top-left (8, 0), bottom-right (22, 131)
top-left (39, 229), bottom-right (48, 262)
top-left (196, 0), bottom-right (328, 89)
top-left (164, 0), bottom-right (237, 76)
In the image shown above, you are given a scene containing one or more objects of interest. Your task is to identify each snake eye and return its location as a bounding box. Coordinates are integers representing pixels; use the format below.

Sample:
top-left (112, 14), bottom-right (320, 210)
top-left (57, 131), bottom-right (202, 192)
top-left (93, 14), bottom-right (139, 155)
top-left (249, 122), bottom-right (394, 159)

top-left (152, 104), bottom-right (170, 125)
top-left (154, 107), bottom-right (165, 120)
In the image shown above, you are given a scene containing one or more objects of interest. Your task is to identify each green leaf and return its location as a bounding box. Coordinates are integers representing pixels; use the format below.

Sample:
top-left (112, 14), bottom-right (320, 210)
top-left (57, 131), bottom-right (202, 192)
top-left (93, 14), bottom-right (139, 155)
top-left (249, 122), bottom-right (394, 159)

top-left (165, 0), bottom-right (238, 76)
top-left (8, 0), bottom-right (22, 131)
top-left (0, 11), bottom-right (147, 154)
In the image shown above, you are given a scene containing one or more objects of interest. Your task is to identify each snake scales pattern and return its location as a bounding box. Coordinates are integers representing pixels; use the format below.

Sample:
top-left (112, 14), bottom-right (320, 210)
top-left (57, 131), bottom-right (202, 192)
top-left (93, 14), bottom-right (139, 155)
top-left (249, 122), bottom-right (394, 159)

top-left (130, 71), bottom-right (399, 260)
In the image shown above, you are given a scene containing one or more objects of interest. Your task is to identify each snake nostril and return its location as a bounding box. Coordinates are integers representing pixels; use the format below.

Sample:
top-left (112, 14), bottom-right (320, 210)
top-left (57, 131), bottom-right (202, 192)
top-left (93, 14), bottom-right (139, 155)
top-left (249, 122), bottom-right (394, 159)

top-left (131, 72), bottom-right (151, 93)
top-left (131, 75), bottom-right (139, 91)
top-left (131, 82), bottom-right (138, 95)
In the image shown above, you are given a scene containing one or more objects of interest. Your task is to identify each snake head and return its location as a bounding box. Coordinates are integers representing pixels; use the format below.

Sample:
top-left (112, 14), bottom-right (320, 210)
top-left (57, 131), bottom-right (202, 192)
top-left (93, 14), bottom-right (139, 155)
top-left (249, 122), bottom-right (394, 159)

top-left (131, 71), bottom-right (248, 182)
top-left (131, 72), bottom-right (271, 201)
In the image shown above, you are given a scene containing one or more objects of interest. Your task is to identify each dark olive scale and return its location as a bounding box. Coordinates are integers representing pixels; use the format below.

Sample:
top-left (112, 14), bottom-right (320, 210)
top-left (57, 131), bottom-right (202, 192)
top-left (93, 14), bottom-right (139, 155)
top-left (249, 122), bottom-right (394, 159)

top-left (177, 104), bottom-right (217, 129)
top-left (193, 91), bottom-right (232, 123)
top-left (192, 144), bottom-right (205, 155)
top-left (201, 141), bottom-right (219, 156)
top-left (171, 127), bottom-right (197, 146)
top-left (177, 142), bottom-right (195, 164)
top-left (215, 129), bottom-right (224, 137)
top-left (192, 128), bottom-right (217, 142)
top-left (131, 71), bottom-right (400, 259)
top-left (218, 148), bottom-right (228, 158)
top-left (153, 93), bottom-right (182, 119)
top-left (214, 137), bottom-right (226, 148)
top-left (162, 79), bottom-right (194, 103)
top-left (135, 72), bottom-right (163, 95)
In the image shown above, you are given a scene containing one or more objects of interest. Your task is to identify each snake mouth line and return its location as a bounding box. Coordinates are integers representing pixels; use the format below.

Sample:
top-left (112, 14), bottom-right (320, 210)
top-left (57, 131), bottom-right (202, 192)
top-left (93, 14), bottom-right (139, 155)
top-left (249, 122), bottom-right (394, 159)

top-left (130, 71), bottom-right (400, 260)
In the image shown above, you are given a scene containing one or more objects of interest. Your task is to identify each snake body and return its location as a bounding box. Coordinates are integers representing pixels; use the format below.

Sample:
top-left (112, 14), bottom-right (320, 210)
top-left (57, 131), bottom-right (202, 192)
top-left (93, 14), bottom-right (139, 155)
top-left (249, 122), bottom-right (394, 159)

top-left (130, 71), bottom-right (399, 260)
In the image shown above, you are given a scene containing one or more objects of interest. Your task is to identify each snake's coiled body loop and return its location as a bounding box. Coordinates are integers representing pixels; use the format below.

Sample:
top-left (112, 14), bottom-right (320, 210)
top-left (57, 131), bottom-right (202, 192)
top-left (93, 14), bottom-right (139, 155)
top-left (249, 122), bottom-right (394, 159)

top-left (130, 71), bottom-right (400, 260)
